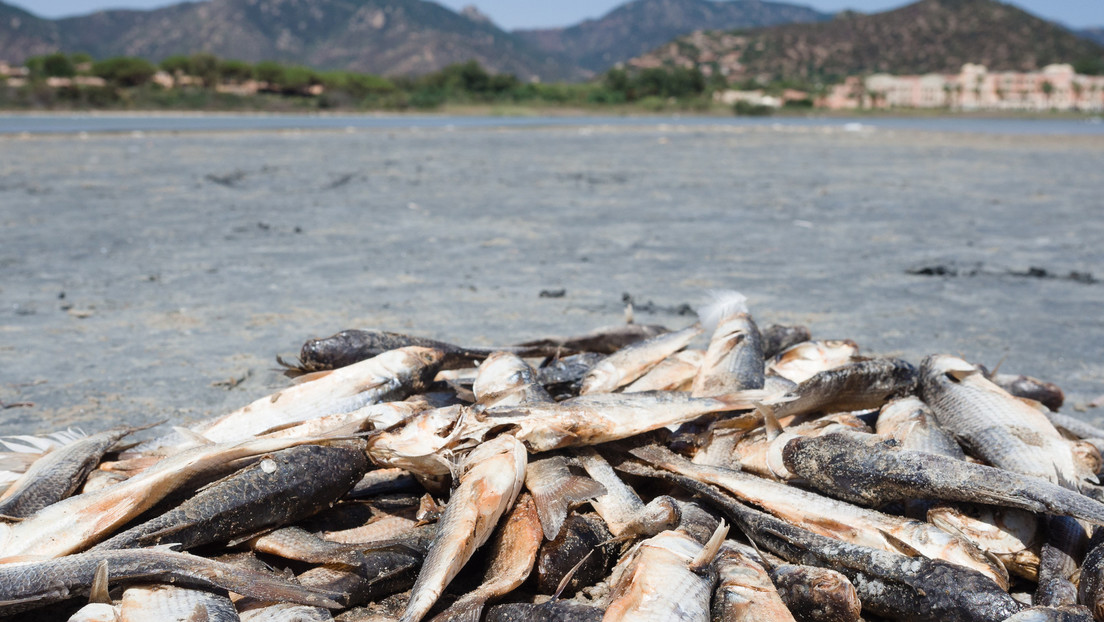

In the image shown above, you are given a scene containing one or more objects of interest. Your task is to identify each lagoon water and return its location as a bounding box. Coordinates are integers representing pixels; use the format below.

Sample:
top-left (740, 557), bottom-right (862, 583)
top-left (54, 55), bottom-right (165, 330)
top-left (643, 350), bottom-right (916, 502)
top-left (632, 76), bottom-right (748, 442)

top-left (2, 112), bottom-right (1103, 136)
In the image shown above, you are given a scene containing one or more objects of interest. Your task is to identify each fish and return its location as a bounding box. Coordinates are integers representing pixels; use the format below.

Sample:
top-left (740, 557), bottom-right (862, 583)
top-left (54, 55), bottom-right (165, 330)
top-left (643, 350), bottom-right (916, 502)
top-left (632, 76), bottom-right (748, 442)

top-left (927, 503), bottom-right (1042, 580)
top-left (429, 493), bottom-right (543, 622)
top-left (536, 353), bottom-right (605, 399)
top-left (473, 352), bottom-right (554, 408)
top-left (513, 324), bottom-right (671, 357)
top-left (469, 390), bottom-right (768, 453)
top-left (919, 354), bottom-right (1081, 488)
top-left (0, 548), bottom-right (342, 616)
top-left (0, 435), bottom-right (341, 559)
top-left (401, 434), bottom-right (527, 622)
top-left (249, 526), bottom-right (368, 565)
top-left (620, 460), bottom-right (1024, 622)
top-left (580, 323), bottom-right (702, 395)
top-left (118, 584), bottom-right (239, 622)
top-left (238, 603), bottom-right (334, 621)
top-left (484, 601), bottom-right (604, 622)
top-left (710, 540), bottom-right (796, 622)
top-left (1035, 516), bottom-right (1087, 608)
top-left (875, 396), bottom-right (966, 460)
top-left (991, 373), bottom-right (1065, 411)
top-left (779, 432), bottom-right (1104, 525)
top-left (691, 290), bottom-right (765, 395)
top-left (365, 405), bottom-right (465, 477)
top-left (760, 324), bottom-right (812, 360)
top-left (630, 444), bottom-right (1008, 587)
top-left (0, 425), bottom-right (143, 518)
top-left (759, 358), bottom-right (917, 421)
top-left (90, 442), bottom-right (368, 552)
top-left (766, 340), bottom-right (861, 385)
top-left (535, 512), bottom-right (619, 597)
top-left (524, 454), bottom-right (606, 541)
top-left (769, 562), bottom-right (862, 622)
top-left (603, 523), bottom-right (727, 621)
top-left (1077, 527), bottom-right (1104, 621)
top-left (1002, 606), bottom-right (1095, 621)
top-left (623, 350), bottom-right (704, 393)
top-left (186, 346), bottom-right (446, 446)
top-left (573, 447), bottom-right (680, 538)
top-left (68, 602), bottom-right (121, 622)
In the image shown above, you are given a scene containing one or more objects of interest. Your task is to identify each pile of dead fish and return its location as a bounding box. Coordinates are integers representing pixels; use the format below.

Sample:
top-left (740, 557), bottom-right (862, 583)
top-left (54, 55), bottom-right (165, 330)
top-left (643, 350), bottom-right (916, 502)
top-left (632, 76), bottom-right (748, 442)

top-left (4, 290), bottom-right (1104, 622)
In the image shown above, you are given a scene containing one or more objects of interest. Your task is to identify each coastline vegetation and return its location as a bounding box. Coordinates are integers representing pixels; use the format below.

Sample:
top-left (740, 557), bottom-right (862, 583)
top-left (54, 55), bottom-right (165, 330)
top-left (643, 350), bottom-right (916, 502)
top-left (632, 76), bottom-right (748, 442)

top-left (1, 52), bottom-right (823, 116)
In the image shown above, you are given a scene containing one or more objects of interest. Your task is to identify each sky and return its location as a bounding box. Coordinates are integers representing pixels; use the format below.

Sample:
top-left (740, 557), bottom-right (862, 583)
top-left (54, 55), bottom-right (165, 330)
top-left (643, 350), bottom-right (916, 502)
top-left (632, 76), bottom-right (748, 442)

top-left (8, 0), bottom-right (1104, 30)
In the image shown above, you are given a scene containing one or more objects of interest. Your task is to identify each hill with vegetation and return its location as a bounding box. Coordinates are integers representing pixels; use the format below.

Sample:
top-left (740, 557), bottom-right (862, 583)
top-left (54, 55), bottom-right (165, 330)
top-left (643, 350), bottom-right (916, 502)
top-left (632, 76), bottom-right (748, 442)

top-left (1081, 27), bottom-right (1104, 47)
top-left (514, 0), bottom-right (828, 73)
top-left (629, 0), bottom-right (1104, 83)
top-left (0, 0), bottom-right (584, 81)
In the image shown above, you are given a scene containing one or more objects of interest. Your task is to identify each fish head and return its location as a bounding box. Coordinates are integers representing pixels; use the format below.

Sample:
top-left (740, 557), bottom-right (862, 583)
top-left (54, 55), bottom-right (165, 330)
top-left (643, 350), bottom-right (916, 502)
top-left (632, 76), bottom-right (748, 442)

top-left (923, 354), bottom-right (983, 383)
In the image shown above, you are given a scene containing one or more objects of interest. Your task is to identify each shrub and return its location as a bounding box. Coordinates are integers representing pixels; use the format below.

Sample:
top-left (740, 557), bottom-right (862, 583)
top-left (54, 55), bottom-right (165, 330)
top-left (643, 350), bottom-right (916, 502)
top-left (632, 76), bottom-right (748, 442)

top-left (92, 57), bottom-right (157, 87)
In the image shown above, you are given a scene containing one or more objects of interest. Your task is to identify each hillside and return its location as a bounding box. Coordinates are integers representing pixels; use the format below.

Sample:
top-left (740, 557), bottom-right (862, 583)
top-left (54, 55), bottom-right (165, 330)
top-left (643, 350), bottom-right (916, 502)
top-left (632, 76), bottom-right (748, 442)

top-left (0, 0), bottom-right (584, 81)
top-left (1081, 27), bottom-right (1104, 47)
top-left (514, 0), bottom-right (829, 73)
top-left (630, 0), bottom-right (1104, 82)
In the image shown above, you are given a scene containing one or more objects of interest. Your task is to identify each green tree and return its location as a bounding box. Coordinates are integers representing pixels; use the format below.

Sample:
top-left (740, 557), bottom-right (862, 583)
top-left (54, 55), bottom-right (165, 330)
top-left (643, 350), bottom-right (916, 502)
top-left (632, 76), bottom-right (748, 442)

top-left (188, 53), bottom-right (220, 88)
top-left (253, 61), bottom-right (286, 86)
top-left (217, 59), bottom-right (253, 82)
top-left (42, 52), bottom-right (76, 78)
top-left (160, 55), bottom-right (192, 76)
top-left (92, 57), bottom-right (157, 87)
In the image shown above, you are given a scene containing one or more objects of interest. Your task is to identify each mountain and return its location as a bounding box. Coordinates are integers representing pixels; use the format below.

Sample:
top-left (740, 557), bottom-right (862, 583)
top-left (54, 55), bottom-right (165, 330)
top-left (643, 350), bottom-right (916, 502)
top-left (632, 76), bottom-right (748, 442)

top-left (514, 0), bottom-right (829, 73)
top-left (1081, 27), bottom-right (1104, 47)
top-left (629, 0), bottom-right (1104, 82)
top-left (0, 0), bottom-right (585, 80)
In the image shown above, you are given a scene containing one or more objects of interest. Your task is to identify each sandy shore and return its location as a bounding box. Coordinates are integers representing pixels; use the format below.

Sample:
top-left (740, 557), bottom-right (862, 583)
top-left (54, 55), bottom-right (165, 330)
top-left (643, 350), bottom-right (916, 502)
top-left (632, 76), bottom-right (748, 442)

top-left (1, 123), bottom-right (1101, 435)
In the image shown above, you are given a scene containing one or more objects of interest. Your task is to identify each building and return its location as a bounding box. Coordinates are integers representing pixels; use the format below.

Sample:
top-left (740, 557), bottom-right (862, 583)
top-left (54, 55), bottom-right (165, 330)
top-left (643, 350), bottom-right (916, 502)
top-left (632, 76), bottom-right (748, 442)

top-left (820, 64), bottom-right (1104, 112)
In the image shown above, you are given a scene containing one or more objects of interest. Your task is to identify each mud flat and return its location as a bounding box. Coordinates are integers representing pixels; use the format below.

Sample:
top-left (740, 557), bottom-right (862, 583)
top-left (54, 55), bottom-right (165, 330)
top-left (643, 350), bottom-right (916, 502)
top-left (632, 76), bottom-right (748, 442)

top-left (1, 123), bottom-right (1101, 435)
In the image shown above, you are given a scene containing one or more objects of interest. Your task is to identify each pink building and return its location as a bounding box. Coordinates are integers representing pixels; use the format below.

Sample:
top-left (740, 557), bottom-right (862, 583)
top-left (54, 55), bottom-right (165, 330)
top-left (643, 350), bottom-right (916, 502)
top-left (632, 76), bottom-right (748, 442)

top-left (820, 64), bottom-right (1104, 111)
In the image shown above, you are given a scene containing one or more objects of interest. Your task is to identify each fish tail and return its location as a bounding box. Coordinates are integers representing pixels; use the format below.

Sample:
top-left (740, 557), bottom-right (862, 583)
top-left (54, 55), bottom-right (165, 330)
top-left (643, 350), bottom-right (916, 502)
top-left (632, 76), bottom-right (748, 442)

top-left (697, 290), bottom-right (748, 334)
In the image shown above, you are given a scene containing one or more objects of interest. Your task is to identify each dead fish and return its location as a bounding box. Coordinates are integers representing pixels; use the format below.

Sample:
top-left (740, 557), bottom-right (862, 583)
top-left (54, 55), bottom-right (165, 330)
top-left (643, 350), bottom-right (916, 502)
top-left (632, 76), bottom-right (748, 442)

top-left (573, 447), bottom-right (680, 538)
top-left (580, 323), bottom-right (702, 395)
top-left (294, 544), bottom-right (427, 609)
top-left (1036, 516), bottom-right (1087, 608)
top-left (991, 373), bottom-right (1065, 411)
top-left (928, 503), bottom-right (1042, 580)
top-left (401, 434), bottom-right (527, 622)
top-left (919, 354), bottom-right (1081, 487)
top-left (1077, 527), bottom-right (1104, 621)
top-left (621, 461), bottom-right (1024, 622)
top-left (473, 353), bottom-right (553, 408)
top-left (623, 350), bottom-right (704, 393)
top-left (876, 396), bottom-right (966, 460)
top-left (239, 603), bottom-right (333, 621)
top-left (177, 346), bottom-right (446, 447)
top-left (769, 563), bottom-right (862, 622)
top-left (524, 454), bottom-right (606, 541)
top-left (118, 584), bottom-right (239, 622)
top-left (0, 548), bottom-right (341, 616)
top-left (471, 390), bottom-right (767, 453)
top-left (365, 405), bottom-right (465, 477)
top-left (429, 493), bottom-right (543, 622)
top-left (760, 324), bottom-right (812, 360)
top-left (91, 442), bottom-right (368, 552)
top-left (1047, 412), bottom-right (1104, 444)
top-left (711, 540), bottom-right (796, 622)
top-left (1003, 606), bottom-right (1095, 621)
top-left (536, 512), bottom-right (619, 597)
top-left (0, 435), bottom-right (338, 559)
top-left (691, 290), bottom-right (765, 395)
top-left (514, 324), bottom-right (671, 356)
top-left (536, 353), bottom-right (605, 398)
top-left (0, 425), bottom-right (143, 518)
top-left (603, 523), bottom-right (727, 621)
top-left (631, 444), bottom-right (1008, 587)
top-left (778, 432), bottom-right (1104, 525)
top-left (249, 526), bottom-right (367, 565)
top-left (68, 602), bottom-right (120, 622)
top-left (484, 600), bottom-right (604, 622)
top-left (759, 358), bottom-right (917, 421)
top-left (767, 340), bottom-right (861, 385)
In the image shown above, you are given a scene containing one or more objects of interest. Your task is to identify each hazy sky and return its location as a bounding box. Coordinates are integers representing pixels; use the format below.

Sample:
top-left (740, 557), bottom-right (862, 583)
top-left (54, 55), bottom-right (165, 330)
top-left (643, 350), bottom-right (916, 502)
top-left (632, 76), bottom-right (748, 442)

top-left (9, 0), bottom-right (1104, 29)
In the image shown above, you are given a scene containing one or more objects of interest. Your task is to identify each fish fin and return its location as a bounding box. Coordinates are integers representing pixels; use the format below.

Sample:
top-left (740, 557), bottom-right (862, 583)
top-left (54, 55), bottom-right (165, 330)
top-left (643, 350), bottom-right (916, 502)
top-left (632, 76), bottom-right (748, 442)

top-left (172, 426), bottom-right (214, 446)
top-left (690, 520), bottom-right (729, 574)
top-left (90, 560), bottom-right (111, 604)
top-left (760, 404), bottom-right (782, 441)
top-left (0, 514), bottom-right (23, 522)
top-left (531, 475), bottom-right (607, 540)
top-left (553, 549), bottom-right (595, 601)
top-left (877, 529), bottom-right (924, 557)
top-left (697, 290), bottom-right (748, 334)
top-left (628, 443), bottom-right (689, 469)
top-left (715, 391), bottom-right (775, 413)
top-left (226, 527), bottom-right (278, 548)
top-left (291, 369), bottom-right (336, 385)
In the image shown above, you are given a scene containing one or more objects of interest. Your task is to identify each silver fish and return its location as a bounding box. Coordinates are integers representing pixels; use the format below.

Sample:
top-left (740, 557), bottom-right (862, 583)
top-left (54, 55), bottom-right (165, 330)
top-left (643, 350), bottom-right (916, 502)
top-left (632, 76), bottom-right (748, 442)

top-left (691, 290), bottom-right (765, 395)
top-left (580, 324), bottom-right (703, 395)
